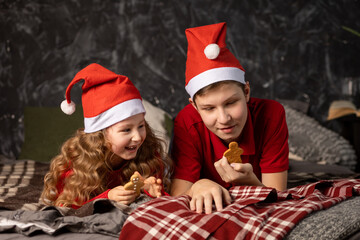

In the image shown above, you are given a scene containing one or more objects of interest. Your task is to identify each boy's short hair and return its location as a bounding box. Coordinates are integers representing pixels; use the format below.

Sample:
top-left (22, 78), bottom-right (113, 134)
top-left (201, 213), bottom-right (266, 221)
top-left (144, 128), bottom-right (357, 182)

top-left (192, 80), bottom-right (245, 104)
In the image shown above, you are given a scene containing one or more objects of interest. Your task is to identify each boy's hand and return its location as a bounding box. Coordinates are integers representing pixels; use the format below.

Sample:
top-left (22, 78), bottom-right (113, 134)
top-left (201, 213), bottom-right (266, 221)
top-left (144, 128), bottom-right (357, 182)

top-left (108, 186), bottom-right (137, 205)
top-left (215, 156), bottom-right (263, 186)
top-left (189, 179), bottom-right (232, 214)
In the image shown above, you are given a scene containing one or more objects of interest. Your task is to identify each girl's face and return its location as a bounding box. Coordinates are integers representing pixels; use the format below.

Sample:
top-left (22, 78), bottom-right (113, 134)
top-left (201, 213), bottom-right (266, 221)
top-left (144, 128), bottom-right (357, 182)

top-left (191, 82), bottom-right (250, 145)
top-left (105, 113), bottom-right (146, 161)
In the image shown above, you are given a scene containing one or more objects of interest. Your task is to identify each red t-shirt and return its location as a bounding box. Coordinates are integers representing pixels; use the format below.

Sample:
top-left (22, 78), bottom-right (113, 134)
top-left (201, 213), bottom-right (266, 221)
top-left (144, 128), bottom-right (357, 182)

top-left (171, 97), bottom-right (289, 189)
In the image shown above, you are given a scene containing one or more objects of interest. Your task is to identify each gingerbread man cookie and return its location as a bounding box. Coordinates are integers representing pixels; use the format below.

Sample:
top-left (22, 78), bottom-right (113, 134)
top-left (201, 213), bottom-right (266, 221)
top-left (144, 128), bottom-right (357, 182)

top-left (223, 142), bottom-right (243, 164)
top-left (124, 172), bottom-right (144, 196)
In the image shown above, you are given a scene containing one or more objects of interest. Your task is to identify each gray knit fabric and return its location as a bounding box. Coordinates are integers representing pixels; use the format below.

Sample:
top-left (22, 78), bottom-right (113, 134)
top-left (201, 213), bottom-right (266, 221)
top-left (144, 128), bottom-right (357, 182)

top-left (284, 105), bottom-right (357, 170)
top-left (285, 196), bottom-right (360, 240)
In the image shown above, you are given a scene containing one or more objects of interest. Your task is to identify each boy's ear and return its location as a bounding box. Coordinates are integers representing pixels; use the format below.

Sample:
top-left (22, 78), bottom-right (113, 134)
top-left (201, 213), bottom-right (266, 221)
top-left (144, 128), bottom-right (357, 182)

top-left (189, 98), bottom-right (197, 110)
top-left (245, 82), bottom-right (251, 102)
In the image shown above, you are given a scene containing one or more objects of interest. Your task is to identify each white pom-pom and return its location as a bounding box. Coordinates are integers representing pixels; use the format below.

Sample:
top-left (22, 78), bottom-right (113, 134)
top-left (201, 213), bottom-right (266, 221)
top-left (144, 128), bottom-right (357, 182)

top-left (204, 43), bottom-right (220, 60)
top-left (60, 100), bottom-right (76, 115)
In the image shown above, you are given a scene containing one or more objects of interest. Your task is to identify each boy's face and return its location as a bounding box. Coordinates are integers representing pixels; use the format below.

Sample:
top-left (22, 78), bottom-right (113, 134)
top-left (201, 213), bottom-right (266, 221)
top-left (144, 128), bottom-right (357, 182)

top-left (190, 82), bottom-right (250, 144)
top-left (105, 113), bottom-right (146, 163)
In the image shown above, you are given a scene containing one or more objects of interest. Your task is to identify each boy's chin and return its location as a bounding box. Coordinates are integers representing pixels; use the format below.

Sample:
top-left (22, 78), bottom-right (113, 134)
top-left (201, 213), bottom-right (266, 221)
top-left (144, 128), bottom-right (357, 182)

top-left (217, 135), bottom-right (237, 144)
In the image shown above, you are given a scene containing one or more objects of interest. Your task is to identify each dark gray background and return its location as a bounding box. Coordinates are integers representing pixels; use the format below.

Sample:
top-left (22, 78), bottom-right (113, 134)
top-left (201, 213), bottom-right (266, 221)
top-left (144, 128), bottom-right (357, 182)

top-left (1, 0), bottom-right (360, 159)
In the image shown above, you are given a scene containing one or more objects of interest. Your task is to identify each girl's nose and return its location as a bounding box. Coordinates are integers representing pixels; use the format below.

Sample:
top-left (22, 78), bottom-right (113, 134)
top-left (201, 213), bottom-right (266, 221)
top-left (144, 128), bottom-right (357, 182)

top-left (132, 130), bottom-right (142, 142)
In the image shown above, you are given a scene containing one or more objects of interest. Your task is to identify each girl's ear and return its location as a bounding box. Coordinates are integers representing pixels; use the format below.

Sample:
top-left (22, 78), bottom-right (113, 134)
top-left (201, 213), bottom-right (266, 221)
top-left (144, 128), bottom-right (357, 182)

top-left (244, 82), bottom-right (251, 102)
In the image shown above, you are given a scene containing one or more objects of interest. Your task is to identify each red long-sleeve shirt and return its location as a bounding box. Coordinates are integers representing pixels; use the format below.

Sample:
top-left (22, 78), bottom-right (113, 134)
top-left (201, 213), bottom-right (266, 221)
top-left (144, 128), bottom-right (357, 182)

top-left (56, 168), bottom-right (168, 209)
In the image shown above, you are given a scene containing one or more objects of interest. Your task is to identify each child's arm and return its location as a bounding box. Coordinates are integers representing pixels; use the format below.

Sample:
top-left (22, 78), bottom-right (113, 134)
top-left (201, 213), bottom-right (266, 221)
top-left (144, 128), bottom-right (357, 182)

top-left (69, 187), bottom-right (137, 209)
top-left (214, 156), bottom-right (264, 187)
top-left (57, 169), bottom-right (138, 208)
top-left (143, 177), bottom-right (169, 198)
top-left (107, 186), bottom-right (137, 205)
top-left (126, 171), bottom-right (169, 198)
top-left (72, 178), bottom-right (167, 209)
top-left (261, 171), bottom-right (287, 191)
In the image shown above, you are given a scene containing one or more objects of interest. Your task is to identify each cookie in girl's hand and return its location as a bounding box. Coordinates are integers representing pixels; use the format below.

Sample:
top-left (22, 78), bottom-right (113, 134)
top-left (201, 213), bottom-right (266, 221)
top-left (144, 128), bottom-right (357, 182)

top-left (223, 142), bottom-right (243, 164)
top-left (124, 172), bottom-right (144, 196)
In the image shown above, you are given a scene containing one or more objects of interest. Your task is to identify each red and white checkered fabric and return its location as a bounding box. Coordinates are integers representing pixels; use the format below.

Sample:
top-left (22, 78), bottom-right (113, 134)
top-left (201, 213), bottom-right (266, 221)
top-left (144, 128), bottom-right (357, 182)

top-left (119, 179), bottom-right (360, 240)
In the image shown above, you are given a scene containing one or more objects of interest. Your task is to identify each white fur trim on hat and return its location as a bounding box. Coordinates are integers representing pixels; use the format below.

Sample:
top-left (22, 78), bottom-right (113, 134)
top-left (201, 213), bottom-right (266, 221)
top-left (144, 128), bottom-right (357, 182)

top-left (84, 98), bottom-right (146, 133)
top-left (204, 43), bottom-right (220, 59)
top-left (60, 100), bottom-right (76, 115)
top-left (185, 67), bottom-right (245, 99)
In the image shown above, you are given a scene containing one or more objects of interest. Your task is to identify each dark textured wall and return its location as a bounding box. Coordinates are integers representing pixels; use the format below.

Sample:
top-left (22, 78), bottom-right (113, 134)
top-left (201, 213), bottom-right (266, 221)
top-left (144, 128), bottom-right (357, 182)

top-left (1, 0), bottom-right (360, 159)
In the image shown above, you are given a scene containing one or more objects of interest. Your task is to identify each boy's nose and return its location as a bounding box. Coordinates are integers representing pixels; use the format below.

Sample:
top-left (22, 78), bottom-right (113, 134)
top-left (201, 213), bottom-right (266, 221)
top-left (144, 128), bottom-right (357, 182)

top-left (218, 108), bottom-right (231, 124)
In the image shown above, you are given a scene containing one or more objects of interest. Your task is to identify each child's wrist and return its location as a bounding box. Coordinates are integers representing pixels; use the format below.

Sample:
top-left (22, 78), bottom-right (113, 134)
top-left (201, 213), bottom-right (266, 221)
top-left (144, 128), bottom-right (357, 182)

top-left (143, 189), bottom-right (155, 198)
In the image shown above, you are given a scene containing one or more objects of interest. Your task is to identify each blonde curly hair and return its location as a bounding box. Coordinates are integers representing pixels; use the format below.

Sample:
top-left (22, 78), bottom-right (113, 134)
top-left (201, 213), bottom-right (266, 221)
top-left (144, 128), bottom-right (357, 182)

top-left (41, 122), bottom-right (172, 207)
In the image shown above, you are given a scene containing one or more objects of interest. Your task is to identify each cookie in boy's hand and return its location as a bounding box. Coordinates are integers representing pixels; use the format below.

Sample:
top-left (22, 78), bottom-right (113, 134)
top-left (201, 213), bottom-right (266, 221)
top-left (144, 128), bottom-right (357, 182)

top-left (124, 172), bottom-right (144, 196)
top-left (223, 142), bottom-right (243, 164)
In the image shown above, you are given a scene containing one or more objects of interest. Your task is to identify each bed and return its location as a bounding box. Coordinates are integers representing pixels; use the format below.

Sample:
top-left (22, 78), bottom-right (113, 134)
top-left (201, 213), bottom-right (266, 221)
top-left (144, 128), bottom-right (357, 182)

top-left (0, 101), bottom-right (359, 239)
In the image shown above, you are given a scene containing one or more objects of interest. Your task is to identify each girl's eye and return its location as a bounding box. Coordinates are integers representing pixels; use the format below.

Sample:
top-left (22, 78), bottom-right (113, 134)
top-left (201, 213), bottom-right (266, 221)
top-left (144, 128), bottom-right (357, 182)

top-left (138, 124), bottom-right (145, 129)
top-left (121, 128), bottom-right (131, 133)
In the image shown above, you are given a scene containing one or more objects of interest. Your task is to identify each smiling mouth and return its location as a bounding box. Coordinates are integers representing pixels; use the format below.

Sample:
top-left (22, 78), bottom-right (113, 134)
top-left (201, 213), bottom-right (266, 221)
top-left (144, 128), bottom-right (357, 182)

top-left (125, 146), bottom-right (137, 151)
top-left (219, 125), bottom-right (235, 133)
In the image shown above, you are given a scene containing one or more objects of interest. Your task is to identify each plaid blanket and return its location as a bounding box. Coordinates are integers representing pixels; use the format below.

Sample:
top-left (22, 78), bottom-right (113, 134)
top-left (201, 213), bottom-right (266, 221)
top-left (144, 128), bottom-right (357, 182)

top-left (119, 179), bottom-right (360, 240)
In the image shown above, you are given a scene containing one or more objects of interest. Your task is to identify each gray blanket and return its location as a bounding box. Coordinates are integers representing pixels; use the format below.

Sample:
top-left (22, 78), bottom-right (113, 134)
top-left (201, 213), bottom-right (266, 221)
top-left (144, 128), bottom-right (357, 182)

top-left (286, 196), bottom-right (360, 240)
top-left (0, 196), bottom-right (151, 237)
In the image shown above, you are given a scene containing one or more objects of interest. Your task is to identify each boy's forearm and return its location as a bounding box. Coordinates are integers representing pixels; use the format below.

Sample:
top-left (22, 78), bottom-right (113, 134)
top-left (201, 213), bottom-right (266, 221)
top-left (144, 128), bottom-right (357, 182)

top-left (170, 179), bottom-right (193, 196)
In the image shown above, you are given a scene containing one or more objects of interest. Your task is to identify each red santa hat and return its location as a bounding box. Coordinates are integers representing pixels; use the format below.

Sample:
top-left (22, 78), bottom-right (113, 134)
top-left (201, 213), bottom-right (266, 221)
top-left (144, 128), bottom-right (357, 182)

top-left (185, 22), bottom-right (246, 99)
top-left (60, 63), bottom-right (145, 133)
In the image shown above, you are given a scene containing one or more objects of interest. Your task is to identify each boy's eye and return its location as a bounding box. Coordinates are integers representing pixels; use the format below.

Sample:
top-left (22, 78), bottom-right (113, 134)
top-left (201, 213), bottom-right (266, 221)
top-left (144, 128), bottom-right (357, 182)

top-left (226, 100), bottom-right (238, 106)
top-left (202, 107), bottom-right (214, 111)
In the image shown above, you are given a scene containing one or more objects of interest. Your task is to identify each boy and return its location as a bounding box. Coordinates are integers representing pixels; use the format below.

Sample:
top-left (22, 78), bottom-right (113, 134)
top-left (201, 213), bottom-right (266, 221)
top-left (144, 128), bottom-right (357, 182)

top-left (171, 22), bottom-right (289, 214)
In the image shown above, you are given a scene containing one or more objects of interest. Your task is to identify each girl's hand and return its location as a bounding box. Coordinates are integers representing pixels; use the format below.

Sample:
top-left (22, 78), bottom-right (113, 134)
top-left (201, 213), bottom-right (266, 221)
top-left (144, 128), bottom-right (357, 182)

top-left (144, 176), bottom-right (163, 197)
top-left (214, 156), bottom-right (263, 186)
top-left (108, 186), bottom-right (137, 205)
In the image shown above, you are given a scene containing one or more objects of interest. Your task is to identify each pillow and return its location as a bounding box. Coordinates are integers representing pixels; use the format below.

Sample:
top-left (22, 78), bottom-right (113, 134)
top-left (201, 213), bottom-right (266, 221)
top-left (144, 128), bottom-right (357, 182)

top-left (19, 100), bottom-right (173, 162)
top-left (284, 104), bottom-right (357, 170)
top-left (142, 100), bottom-right (173, 152)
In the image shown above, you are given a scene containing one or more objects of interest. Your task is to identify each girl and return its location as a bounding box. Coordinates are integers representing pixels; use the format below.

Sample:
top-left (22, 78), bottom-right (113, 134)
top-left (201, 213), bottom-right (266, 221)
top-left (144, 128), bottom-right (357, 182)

top-left (41, 63), bottom-right (172, 209)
